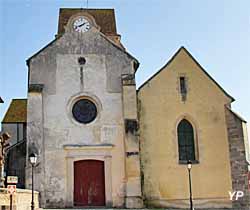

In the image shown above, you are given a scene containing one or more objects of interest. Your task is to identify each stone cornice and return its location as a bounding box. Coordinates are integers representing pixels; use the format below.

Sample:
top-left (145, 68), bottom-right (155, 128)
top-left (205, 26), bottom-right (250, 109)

top-left (28, 84), bottom-right (44, 93)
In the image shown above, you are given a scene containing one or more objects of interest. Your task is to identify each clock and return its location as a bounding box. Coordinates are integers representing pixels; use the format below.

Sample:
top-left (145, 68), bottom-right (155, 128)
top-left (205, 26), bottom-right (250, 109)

top-left (73, 17), bottom-right (91, 33)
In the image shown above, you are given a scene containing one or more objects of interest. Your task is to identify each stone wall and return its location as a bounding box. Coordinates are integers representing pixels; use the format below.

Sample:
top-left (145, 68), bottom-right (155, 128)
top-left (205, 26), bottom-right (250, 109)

top-left (122, 74), bottom-right (143, 208)
top-left (0, 188), bottom-right (39, 210)
top-left (225, 107), bottom-right (250, 209)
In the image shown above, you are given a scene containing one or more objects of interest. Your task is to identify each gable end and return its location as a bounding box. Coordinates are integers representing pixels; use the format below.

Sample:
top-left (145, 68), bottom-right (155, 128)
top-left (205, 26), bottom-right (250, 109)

top-left (137, 46), bottom-right (235, 102)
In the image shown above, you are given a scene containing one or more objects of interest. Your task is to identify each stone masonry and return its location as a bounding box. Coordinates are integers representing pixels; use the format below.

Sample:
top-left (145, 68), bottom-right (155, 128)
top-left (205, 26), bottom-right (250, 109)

top-left (225, 106), bottom-right (250, 209)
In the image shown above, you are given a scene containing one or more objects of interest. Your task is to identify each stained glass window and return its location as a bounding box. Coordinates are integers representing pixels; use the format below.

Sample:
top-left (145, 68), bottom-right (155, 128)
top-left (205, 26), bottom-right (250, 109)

top-left (72, 99), bottom-right (97, 124)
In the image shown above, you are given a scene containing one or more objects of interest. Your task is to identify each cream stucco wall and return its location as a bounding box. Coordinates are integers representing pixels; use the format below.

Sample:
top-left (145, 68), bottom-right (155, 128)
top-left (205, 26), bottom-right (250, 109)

top-left (138, 47), bottom-right (233, 208)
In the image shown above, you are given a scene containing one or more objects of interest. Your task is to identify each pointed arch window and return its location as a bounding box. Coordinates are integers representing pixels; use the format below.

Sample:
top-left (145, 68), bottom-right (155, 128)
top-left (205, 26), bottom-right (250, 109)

top-left (177, 119), bottom-right (196, 162)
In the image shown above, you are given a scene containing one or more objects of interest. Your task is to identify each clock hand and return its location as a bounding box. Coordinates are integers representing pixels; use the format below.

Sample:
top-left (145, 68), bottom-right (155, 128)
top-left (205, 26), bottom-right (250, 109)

top-left (77, 22), bottom-right (87, 28)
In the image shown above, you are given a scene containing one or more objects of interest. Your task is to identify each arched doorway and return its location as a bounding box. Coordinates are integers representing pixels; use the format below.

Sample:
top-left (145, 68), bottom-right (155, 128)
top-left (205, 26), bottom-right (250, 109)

top-left (74, 160), bottom-right (105, 206)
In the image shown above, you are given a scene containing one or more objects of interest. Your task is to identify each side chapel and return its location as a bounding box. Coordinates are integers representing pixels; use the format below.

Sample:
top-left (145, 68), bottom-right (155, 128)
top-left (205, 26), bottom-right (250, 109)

top-left (1, 8), bottom-right (249, 209)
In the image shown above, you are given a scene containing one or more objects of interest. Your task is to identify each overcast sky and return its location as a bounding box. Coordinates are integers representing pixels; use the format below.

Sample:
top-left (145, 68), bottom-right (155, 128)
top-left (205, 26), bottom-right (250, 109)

top-left (0, 0), bottom-right (250, 132)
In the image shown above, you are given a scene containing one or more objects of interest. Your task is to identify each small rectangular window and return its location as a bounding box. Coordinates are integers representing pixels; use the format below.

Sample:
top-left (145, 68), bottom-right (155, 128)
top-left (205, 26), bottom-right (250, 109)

top-left (180, 77), bottom-right (187, 94)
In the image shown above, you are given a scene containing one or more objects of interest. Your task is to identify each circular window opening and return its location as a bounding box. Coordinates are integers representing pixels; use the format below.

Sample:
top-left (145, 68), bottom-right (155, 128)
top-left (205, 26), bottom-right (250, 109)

top-left (72, 99), bottom-right (97, 124)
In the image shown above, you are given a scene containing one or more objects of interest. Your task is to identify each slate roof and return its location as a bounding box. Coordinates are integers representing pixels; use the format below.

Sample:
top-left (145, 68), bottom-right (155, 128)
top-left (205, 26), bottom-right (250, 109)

top-left (58, 8), bottom-right (117, 36)
top-left (2, 99), bottom-right (27, 123)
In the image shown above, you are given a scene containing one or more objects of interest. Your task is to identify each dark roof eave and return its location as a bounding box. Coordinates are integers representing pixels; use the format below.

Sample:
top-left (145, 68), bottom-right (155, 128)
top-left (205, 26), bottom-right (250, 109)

top-left (2, 121), bottom-right (27, 124)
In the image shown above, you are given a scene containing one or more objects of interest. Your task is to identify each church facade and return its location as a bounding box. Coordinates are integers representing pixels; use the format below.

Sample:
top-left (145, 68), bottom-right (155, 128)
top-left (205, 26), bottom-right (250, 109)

top-left (26, 8), bottom-right (142, 208)
top-left (1, 8), bottom-right (249, 209)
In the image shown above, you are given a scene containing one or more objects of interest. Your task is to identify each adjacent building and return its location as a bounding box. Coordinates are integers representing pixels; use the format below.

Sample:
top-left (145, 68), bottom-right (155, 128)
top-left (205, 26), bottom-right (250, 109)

top-left (1, 99), bottom-right (27, 188)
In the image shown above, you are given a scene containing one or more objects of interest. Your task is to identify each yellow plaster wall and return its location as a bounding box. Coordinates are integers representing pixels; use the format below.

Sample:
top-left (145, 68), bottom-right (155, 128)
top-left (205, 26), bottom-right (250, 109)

top-left (138, 48), bottom-right (233, 207)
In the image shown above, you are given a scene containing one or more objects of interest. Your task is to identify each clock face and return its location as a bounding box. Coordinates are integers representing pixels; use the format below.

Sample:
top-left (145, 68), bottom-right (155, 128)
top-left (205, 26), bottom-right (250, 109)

top-left (73, 17), bottom-right (91, 33)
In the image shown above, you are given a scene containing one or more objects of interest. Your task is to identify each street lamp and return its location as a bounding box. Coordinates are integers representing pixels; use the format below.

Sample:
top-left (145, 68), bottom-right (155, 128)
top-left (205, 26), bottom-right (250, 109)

top-left (29, 153), bottom-right (37, 210)
top-left (187, 160), bottom-right (193, 210)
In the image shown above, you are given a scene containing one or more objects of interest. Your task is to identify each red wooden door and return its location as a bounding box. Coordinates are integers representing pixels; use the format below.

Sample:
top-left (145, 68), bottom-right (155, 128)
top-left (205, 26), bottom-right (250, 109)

top-left (74, 160), bottom-right (105, 206)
